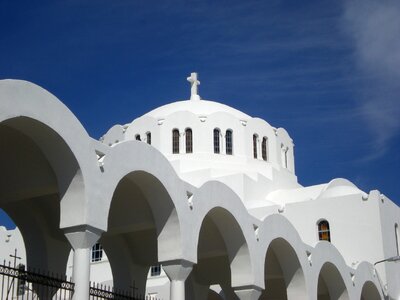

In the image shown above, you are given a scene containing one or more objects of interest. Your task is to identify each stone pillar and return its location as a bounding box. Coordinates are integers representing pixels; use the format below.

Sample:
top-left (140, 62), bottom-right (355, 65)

top-left (233, 286), bottom-right (262, 300)
top-left (163, 260), bottom-right (193, 300)
top-left (64, 226), bottom-right (102, 300)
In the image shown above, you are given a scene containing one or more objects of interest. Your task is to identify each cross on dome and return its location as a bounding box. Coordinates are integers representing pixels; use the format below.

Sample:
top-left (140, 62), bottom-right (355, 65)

top-left (187, 72), bottom-right (201, 101)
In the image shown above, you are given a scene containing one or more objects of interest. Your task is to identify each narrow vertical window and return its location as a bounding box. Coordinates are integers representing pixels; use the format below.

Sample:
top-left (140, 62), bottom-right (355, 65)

top-left (91, 243), bottom-right (103, 262)
top-left (214, 129), bottom-right (220, 154)
top-left (172, 129), bottom-right (180, 154)
top-left (253, 134), bottom-right (258, 159)
top-left (226, 130), bottom-right (233, 155)
top-left (135, 134), bottom-right (141, 141)
top-left (185, 128), bottom-right (193, 153)
top-left (262, 137), bottom-right (268, 161)
top-left (146, 132), bottom-right (151, 145)
top-left (318, 220), bottom-right (331, 242)
top-left (281, 145), bottom-right (288, 168)
top-left (395, 224), bottom-right (399, 255)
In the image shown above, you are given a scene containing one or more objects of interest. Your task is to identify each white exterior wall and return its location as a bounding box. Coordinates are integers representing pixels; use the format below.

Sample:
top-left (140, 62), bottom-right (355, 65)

top-left (281, 193), bottom-right (385, 267)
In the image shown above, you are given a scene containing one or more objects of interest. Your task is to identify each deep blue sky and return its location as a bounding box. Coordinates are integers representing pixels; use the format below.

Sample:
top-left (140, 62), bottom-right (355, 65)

top-left (0, 0), bottom-right (399, 229)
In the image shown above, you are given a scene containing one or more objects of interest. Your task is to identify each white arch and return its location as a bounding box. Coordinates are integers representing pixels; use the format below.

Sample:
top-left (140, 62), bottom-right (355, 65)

top-left (258, 214), bottom-right (310, 299)
top-left (190, 181), bottom-right (261, 288)
top-left (311, 242), bottom-right (354, 300)
top-left (99, 140), bottom-right (193, 262)
top-left (353, 262), bottom-right (383, 300)
top-left (0, 79), bottom-right (101, 229)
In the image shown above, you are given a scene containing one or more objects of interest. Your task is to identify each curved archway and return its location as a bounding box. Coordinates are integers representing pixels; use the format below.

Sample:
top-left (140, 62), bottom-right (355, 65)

top-left (360, 281), bottom-right (381, 300)
top-left (0, 115), bottom-right (91, 272)
top-left (100, 170), bottom-right (182, 294)
top-left (189, 181), bottom-right (260, 291)
top-left (261, 238), bottom-right (307, 300)
top-left (99, 142), bottom-right (190, 295)
top-left (188, 206), bottom-right (253, 300)
top-left (317, 262), bottom-right (349, 300)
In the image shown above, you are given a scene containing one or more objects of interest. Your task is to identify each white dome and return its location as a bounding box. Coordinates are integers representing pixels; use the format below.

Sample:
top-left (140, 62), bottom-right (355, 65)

top-left (145, 99), bottom-right (251, 120)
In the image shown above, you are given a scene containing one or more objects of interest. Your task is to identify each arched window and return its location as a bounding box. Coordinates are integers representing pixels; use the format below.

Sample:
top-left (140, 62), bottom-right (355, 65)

top-left (146, 132), bottom-right (151, 145)
top-left (135, 134), bottom-right (141, 141)
top-left (262, 137), bottom-right (268, 161)
top-left (172, 129), bottom-right (179, 154)
top-left (226, 130), bottom-right (233, 155)
top-left (395, 224), bottom-right (400, 255)
top-left (253, 134), bottom-right (258, 159)
top-left (214, 129), bottom-right (220, 154)
top-left (318, 220), bottom-right (331, 242)
top-left (185, 128), bottom-right (193, 153)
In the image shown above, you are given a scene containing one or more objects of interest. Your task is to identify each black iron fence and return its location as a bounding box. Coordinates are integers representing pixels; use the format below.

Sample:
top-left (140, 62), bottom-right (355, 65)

top-left (0, 260), bottom-right (74, 299)
top-left (89, 282), bottom-right (160, 300)
top-left (0, 260), bottom-right (160, 300)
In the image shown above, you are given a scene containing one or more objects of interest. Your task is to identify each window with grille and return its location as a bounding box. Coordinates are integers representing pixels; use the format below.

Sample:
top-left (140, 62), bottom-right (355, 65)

top-left (214, 129), bottom-right (220, 154)
top-left (91, 243), bottom-right (103, 262)
top-left (318, 220), bottom-right (331, 242)
top-left (150, 265), bottom-right (161, 277)
top-left (253, 134), bottom-right (258, 159)
top-left (146, 132), bottom-right (151, 145)
top-left (172, 129), bottom-right (179, 154)
top-left (262, 137), bottom-right (268, 161)
top-left (226, 130), bottom-right (233, 155)
top-left (185, 128), bottom-right (193, 153)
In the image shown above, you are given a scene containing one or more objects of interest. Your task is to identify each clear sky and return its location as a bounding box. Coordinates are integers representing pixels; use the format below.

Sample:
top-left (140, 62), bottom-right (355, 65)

top-left (0, 0), bottom-right (399, 229)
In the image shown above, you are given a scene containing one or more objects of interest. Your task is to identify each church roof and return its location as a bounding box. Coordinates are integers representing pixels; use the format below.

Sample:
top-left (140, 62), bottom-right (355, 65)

top-left (144, 99), bottom-right (251, 120)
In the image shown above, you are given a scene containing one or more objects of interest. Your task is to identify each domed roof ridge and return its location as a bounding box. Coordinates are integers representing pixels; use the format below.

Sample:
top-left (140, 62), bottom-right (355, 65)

top-left (144, 99), bottom-right (251, 120)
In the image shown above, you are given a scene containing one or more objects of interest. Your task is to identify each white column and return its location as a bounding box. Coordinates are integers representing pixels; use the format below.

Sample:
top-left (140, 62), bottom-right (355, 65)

top-left (234, 286), bottom-right (262, 300)
top-left (180, 131), bottom-right (185, 154)
top-left (163, 260), bottom-right (193, 300)
top-left (64, 226), bottom-right (102, 300)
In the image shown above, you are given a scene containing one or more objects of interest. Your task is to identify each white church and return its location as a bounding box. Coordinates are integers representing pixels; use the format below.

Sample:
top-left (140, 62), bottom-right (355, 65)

top-left (0, 73), bottom-right (399, 300)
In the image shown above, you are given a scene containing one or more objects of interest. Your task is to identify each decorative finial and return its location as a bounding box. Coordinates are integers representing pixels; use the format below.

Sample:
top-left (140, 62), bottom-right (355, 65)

top-left (187, 72), bottom-right (201, 101)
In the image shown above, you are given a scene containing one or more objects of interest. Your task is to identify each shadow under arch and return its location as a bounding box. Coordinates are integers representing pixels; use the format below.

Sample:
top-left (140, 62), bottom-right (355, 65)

top-left (100, 170), bottom-right (182, 294)
top-left (353, 262), bottom-right (383, 300)
top-left (99, 141), bottom-right (189, 294)
top-left (317, 262), bottom-right (349, 300)
top-left (0, 117), bottom-right (89, 296)
top-left (258, 214), bottom-right (309, 300)
top-left (311, 241), bottom-right (353, 300)
top-left (360, 281), bottom-right (381, 300)
top-left (188, 206), bottom-right (253, 299)
top-left (188, 181), bottom-right (259, 299)
top-left (261, 238), bottom-right (308, 300)
top-left (0, 80), bottom-right (101, 297)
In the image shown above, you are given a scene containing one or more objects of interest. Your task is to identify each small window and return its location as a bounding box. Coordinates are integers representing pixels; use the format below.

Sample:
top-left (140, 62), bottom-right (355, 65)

top-left (150, 264), bottom-right (161, 277)
top-left (253, 134), bottom-right (258, 159)
top-left (135, 134), bottom-right (141, 141)
top-left (262, 137), bottom-right (268, 161)
top-left (226, 130), bottom-right (233, 155)
top-left (146, 132), bottom-right (151, 145)
top-left (281, 145), bottom-right (288, 168)
top-left (395, 224), bottom-right (399, 255)
top-left (318, 220), bottom-right (331, 242)
top-left (172, 129), bottom-right (180, 154)
top-left (91, 243), bottom-right (103, 262)
top-left (185, 128), bottom-right (193, 153)
top-left (214, 129), bottom-right (220, 154)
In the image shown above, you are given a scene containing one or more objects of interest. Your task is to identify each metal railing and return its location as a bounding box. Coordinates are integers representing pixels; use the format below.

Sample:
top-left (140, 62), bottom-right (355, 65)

top-left (89, 282), bottom-right (160, 300)
top-left (0, 260), bottom-right (74, 299)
